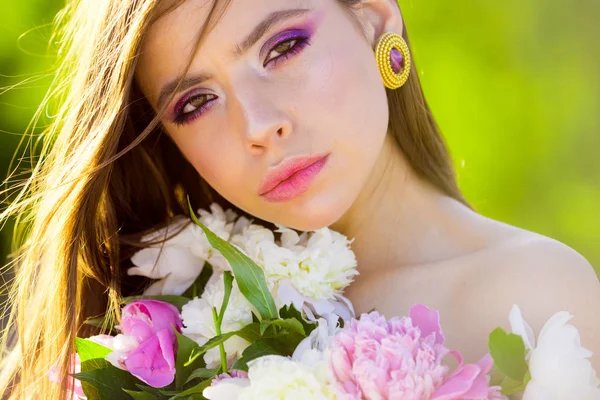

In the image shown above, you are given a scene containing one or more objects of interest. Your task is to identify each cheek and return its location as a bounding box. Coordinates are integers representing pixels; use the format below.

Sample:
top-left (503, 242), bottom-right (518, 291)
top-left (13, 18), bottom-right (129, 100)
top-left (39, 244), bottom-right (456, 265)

top-left (298, 29), bottom-right (389, 159)
top-left (171, 130), bottom-right (244, 196)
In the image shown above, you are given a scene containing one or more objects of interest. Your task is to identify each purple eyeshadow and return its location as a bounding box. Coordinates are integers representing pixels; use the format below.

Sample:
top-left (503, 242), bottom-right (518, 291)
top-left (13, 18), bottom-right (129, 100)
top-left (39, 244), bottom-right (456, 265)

top-left (260, 27), bottom-right (313, 60)
top-left (170, 13), bottom-right (323, 126)
top-left (172, 91), bottom-right (195, 119)
top-left (171, 90), bottom-right (216, 125)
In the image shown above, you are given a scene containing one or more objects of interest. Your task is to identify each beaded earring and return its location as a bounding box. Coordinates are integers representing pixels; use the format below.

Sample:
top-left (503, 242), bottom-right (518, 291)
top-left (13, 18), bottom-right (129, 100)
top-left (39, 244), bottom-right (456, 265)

top-left (375, 32), bottom-right (411, 89)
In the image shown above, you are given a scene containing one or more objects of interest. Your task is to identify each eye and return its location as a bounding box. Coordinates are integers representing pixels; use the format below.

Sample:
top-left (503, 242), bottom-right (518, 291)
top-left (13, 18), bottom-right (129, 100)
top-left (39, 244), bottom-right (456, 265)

top-left (271, 39), bottom-right (297, 56)
top-left (172, 93), bottom-right (218, 126)
top-left (263, 35), bottom-right (310, 68)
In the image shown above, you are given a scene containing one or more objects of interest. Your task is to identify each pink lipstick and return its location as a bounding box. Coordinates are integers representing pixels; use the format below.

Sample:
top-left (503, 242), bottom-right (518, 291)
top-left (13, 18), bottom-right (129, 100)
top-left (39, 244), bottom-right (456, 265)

top-left (259, 153), bottom-right (330, 202)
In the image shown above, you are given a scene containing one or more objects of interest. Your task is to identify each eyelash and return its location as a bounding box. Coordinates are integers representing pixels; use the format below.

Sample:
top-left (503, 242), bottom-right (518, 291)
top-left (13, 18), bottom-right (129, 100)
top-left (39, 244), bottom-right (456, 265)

top-left (172, 34), bottom-right (311, 126)
top-left (263, 36), bottom-right (310, 68)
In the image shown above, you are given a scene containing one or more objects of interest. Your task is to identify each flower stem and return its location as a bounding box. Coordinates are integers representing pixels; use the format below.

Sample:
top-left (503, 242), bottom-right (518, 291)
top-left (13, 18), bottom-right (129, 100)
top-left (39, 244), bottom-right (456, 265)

top-left (212, 307), bottom-right (228, 374)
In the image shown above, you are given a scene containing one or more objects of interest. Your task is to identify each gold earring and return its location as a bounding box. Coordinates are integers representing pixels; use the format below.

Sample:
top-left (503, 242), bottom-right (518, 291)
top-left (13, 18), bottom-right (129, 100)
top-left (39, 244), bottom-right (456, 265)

top-left (375, 32), bottom-right (411, 89)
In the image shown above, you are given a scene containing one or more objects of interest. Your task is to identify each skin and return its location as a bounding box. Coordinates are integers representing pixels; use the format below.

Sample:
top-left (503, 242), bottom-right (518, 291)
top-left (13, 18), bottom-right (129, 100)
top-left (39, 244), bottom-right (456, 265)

top-left (136, 0), bottom-right (600, 375)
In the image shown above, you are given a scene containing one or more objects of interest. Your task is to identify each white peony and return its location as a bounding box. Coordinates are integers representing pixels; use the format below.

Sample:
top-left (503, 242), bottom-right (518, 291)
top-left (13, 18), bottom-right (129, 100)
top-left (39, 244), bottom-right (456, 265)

top-left (509, 305), bottom-right (600, 400)
top-left (128, 218), bottom-right (204, 295)
top-left (229, 223), bottom-right (300, 289)
top-left (127, 202), bottom-right (358, 306)
top-left (230, 223), bottom-right (358, 299)
top-left (181, 273), bottom-right (254, 368)
top-left (128, 204), bottom-right (238, 295)
top-left (202, 372), bottom-right (251, 400)
top-left (275, 279), bottom-right (355, 322)
top-left (276, 226), bottom-right (358, 321)
top-left (292, 314), bottom-right (341, 363)
top-left (228, 223), bottom-right (358, 322)
top-left (283, 226), bottom-right (358, 300)
top-left (203, 355), bottom-right (335, 400)
top-left (128, 203), bottom-right (358, 323)
top-left (87, 334), bottom-right (139, 370)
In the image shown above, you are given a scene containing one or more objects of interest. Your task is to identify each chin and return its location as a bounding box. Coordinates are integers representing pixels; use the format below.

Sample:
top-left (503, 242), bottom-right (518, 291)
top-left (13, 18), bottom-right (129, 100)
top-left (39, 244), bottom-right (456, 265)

top-left (273, 187), bottom-right (356, 232)
top-left (286, 216), bottom-right (333, 233)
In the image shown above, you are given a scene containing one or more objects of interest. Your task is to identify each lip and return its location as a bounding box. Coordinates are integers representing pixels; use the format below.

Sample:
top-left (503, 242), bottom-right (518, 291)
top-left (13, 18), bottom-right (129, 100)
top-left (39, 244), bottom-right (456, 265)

top-left (258, 152), bottom-right (330, 202)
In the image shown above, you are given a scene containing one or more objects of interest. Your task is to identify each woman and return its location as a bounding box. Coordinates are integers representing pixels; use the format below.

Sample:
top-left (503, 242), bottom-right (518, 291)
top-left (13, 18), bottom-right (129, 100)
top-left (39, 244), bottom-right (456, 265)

top-left (1, 0), bottom-right (599, 397)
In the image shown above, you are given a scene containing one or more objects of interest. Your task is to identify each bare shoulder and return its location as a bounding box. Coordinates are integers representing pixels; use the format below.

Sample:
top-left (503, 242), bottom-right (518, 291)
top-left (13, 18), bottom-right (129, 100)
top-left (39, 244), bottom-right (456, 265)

top-left (453, 231), bottom-right (600, 369)
top-left (467, 233), bottom-right (600, 325)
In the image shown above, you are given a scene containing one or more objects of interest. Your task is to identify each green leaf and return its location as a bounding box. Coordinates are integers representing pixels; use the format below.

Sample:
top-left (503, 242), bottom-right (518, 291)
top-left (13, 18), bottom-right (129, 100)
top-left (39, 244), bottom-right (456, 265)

top-left (185, 323), bottom-right (261, 367)
top-left (488, 366), bottom-right (505, 387)
top-left (488, 327), bottom-right (529, 381)
top-left (76, 337), bottom-right (112, 363)
top-left (185, 368), bottom-right (219, 385)
top-left (77, 358), bottom-right (115, 399)
top-left (230, 358), bottom-right (248, 372)
top-left (185, 332), bottom-right (238, 367)
top-left (215, 272), bottom-right (234, 374)
top-left (121, 295), bottom-right (192, 311)
top-left (168, 379), bottom-right (212, 399)
top-left (78, 358), bottom-right (112, 373)
top-left (234, 323), bottom-right (261, 343)
top-left (267, 331), bottom-right (305, 354)
top-left (175, 330), bottom-right (204, 390)
top-left (212, 306), bottom-right (228, 374)
top-left (188, 199), bottom-right (278, 320)
top-left (277, 303), bottom-right (303, 319)
top-left (278, 304), bottom-right (317, 336)
top-left (75, 360), bottom-right (145, 400)
top-left (159, 390), bottom-right (180, 396)
top-left (218, 271), bottom-right (234, 324)
top-left (500, 377), bottom-right (528, 396)
top-left (135, 385), bottom-right (164, 396)
top-left (260, 318), bottom-right (306, 337)
top-left (123, 389), bottom-right (157, 400)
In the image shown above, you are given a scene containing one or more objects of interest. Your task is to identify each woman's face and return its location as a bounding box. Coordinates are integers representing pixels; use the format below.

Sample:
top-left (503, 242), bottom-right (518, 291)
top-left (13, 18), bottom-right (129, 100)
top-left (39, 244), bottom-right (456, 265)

top-left (136, 0), bottom-right (392, 231)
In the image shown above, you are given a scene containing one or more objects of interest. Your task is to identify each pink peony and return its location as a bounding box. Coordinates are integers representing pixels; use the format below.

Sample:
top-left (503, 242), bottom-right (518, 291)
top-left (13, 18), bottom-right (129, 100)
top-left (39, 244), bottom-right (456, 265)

top-left (211, 370), bottom-right (250, 384)
top-left (123, 329), bottom-right (178, 388)
top-left (203, 370), bottom-right (251, 399)
top-left (120, 300), bottom-right (183, 343)
top-left (432, 353), bottom-right (506, 399)
top-left (118, 300), bottom-right (183, 388)
top-left (330, 304), bottom-right (506, 400)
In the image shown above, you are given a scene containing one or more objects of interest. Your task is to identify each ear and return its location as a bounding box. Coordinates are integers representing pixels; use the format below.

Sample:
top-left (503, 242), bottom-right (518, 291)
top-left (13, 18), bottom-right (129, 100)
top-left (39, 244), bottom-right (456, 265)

top-left (350, 0), bottom-right (404, 48)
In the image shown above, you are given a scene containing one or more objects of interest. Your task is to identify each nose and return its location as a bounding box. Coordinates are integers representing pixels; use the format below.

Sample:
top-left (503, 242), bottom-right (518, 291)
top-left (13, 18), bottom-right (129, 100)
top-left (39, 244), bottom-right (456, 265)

top-left (229, 79), bottom-right (293, 153)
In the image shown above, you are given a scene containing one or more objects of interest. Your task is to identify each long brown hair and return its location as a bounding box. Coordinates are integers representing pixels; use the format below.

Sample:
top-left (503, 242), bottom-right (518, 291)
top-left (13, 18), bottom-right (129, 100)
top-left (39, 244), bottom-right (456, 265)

top-left (0, 0), bottom-right (465, 397)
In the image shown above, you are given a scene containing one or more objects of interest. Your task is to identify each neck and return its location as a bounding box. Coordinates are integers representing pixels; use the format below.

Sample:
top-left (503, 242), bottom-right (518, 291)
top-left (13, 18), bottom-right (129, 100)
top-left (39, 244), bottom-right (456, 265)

top-left (330, 133), bottom-right (495, 276)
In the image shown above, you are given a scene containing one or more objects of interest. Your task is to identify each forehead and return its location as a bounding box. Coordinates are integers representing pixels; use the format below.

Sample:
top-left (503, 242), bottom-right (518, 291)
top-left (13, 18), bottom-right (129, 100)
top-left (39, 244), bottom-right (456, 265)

top-left (136, 0), bottom-right (322, 101)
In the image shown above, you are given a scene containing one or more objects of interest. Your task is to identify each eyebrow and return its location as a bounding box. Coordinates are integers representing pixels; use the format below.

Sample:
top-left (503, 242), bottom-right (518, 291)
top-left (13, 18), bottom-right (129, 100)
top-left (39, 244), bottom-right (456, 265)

top-left (233, 8), bottom-right (310, 57)
top-left (156, 8), bottom-right (311, 111)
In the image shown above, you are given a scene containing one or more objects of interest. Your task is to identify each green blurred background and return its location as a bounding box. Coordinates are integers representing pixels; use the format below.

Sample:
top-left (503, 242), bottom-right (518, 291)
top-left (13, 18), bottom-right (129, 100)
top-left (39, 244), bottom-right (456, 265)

top-left (0, 0), bottom-right (598, 273)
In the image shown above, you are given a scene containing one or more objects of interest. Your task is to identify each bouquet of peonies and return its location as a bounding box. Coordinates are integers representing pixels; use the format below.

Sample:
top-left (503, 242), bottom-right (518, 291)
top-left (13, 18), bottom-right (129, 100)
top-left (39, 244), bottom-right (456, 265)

top-left (51, 203), bottom-right (600, 400)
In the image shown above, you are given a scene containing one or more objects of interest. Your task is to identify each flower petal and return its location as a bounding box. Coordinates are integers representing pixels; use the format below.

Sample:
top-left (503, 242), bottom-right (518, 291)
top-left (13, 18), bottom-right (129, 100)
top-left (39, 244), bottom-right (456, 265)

top-left (432, 364), bottom-right (481, 399)
top-left (509, 304), bottom-right (536, 351)
top-left (123, 329), bottom-right (176, 388)
top-left (523, 379), bottom-right (559, 400)
top-left (409, 304), bottom-right (445, 345)
top-left (129, 246), bottom-right (205, 296)
top-left (203, 379), bottom-right (250, 400)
